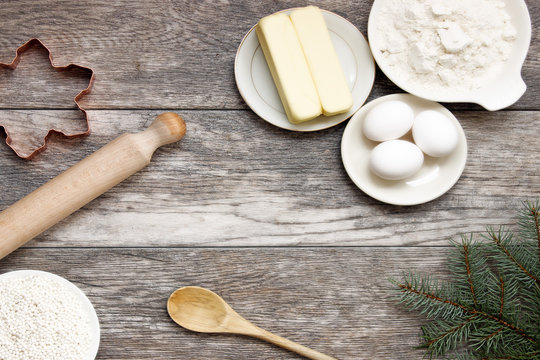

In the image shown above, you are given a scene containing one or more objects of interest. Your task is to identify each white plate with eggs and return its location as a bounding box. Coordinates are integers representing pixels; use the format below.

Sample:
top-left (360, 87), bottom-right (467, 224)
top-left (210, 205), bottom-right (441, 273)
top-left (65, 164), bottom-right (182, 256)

top-left (341, 94), bottom-right (467, 206)
top-left (235, 8), bottom-right (375, 131)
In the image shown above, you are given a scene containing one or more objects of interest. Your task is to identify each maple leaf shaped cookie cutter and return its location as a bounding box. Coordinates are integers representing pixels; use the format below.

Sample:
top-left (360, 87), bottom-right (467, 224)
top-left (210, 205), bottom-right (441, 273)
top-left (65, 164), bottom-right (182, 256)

top-left (0, 38), bottom-right (94, 159)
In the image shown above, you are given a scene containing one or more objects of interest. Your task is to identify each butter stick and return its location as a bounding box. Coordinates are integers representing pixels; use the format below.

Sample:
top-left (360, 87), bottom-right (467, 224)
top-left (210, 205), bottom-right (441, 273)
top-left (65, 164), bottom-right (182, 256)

top-left (290, 6), bottom-right (353, 116)
top-left (256, 13), bottom-right (322, 124)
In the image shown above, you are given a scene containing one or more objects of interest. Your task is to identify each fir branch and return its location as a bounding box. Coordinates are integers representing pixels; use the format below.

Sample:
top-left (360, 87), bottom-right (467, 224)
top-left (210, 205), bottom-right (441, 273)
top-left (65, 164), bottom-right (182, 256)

top-left (498, 277), bottom-right (504, 318)
top-left (521, 200), bottom-right (540, 262)
top-left (487, 228), bottom-right (539, 286)
top-left (397, 281), bottom-right (467, 312)
top-left (481, 327), bottom-right (503, 344)
top-left (396, 281), bottom-right (535, 344)
top-left (421, 316), bottom-right (478, 356)
top-left (478, 327), bottom-right (503, 356)
top-left (425, 317), bottom-right (476, 347)
top-left (449, 236), bottom-right (494, 311)
top-left (516, 200), bottom-right (540, 287)
top-left (532, 206), bottom-right (540, 251)
top-left (452, 351), bottom-right (475, 360)
top-left (464, 243), bottom-right (478, 307)
top-left (392, 200), bottom-right (540, 359)
top-left (475, 312), bottom-right (533, 344)
top-left (518, 200), bottom-right (540, 247)
top-left (481, 350), bottom-right (540, 360)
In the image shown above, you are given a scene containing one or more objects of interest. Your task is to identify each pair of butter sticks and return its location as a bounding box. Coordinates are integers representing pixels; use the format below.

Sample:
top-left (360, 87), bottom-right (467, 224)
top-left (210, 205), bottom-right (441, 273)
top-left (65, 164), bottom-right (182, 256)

top-left (256, 6), bottom-right (353, 124)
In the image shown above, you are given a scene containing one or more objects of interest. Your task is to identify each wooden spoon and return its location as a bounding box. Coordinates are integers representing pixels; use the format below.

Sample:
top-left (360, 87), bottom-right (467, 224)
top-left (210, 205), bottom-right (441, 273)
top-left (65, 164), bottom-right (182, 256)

top-left (167, 286), bottom-right (337, 360)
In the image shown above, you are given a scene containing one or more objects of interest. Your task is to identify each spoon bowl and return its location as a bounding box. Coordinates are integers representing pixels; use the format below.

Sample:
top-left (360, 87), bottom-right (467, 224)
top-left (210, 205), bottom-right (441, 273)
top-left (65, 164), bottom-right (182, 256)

top-left (168, 286), bottom-right (230, 333)
top-left (167, 286), bottom-right (337, 360)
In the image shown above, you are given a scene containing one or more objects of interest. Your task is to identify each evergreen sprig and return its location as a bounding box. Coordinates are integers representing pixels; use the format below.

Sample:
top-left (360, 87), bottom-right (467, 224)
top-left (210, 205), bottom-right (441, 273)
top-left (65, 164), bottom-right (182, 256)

top-left (392, 200), bottom-right (540, 359)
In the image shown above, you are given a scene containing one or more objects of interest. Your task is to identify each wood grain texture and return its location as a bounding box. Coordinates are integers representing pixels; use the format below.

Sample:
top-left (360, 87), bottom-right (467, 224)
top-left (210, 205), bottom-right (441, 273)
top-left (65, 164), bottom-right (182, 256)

top-left (0, 247), bottom-right (451, 360)
top-left (0, 110), bottom-right (538, 248)
top-left (0, 0), bottom-right (537, 111)
top-left (0, 1), bottom-right (538, 359)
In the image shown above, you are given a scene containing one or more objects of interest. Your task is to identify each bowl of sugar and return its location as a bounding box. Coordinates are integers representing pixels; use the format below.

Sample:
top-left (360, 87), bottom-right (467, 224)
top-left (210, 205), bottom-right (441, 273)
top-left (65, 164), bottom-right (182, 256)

top-left (368, 0), bottom-right (531, 110)
top-left (0, 270), bottom-right (100, 360)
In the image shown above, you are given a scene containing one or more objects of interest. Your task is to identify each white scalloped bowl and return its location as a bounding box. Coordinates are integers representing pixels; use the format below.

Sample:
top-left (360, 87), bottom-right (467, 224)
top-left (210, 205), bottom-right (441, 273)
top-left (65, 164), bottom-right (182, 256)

top-left (368, 0), bottom-right (531, 111)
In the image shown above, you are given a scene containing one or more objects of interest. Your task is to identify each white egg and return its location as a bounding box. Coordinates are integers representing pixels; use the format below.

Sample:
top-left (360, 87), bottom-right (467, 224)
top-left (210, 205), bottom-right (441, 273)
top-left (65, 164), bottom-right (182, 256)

top-left (363, 100), bottom-right (415, 141)
top-left (413, 110), bottom-right (459, 157)
top-left (369, 140), bottom-right (424, 180)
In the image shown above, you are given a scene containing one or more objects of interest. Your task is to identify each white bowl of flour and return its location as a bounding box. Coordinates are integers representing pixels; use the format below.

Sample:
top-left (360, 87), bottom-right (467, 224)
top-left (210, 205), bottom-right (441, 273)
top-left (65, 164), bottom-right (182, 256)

top-left (368, 0), bottom-right (531, 110)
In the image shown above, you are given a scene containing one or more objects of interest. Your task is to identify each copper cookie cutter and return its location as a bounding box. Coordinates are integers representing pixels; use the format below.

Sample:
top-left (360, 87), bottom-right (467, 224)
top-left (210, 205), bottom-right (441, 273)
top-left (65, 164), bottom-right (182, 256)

top-left (0, 38), bottom-right (94, 159)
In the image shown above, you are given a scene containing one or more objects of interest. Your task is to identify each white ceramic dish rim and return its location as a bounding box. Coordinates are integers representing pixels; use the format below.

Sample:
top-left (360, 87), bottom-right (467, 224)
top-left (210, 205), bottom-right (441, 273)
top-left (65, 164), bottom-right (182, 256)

top-left (234, 7), bottom-right (376, 131)
top-left (367, 0), bottom-right (532, 111)
top-left (0, 270), bottom-right (101, 360)
top-left (341, 93), bottom-right (468, 206)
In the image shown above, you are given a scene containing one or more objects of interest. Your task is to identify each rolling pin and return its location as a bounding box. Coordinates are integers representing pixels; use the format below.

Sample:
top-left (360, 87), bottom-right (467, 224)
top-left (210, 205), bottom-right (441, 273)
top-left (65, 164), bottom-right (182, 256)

top-left (0, 112), bottom-right (186, 260)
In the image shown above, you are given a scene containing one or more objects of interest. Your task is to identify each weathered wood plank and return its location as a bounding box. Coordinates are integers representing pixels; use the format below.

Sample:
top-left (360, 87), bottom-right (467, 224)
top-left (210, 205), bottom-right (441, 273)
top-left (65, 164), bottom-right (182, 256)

top-left (0, 110), bottom-right (537, 248)
top-left (0, 1), bottom-right (538, 360)
top-left (0, 0), bottom-right (537, 110)
top-left (0, 247), bottom-right (454, 359)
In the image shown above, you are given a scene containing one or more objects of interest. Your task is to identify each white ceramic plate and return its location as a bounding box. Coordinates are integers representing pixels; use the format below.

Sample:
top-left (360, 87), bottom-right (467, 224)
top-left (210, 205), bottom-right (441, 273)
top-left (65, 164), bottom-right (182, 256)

top-left (341, 94), bottom-right (467, 206)
top-left (368, 0), bottom-right (531, 111)
top-left (0, 270), bottom-right (100, 360)
top-left (235, 8), bottom-right (375, 131)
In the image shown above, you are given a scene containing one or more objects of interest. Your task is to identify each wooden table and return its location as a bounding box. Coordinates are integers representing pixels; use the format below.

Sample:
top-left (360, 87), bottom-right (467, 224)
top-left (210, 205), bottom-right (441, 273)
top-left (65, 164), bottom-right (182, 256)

top-left (0, 1), bottom-right (538, 359)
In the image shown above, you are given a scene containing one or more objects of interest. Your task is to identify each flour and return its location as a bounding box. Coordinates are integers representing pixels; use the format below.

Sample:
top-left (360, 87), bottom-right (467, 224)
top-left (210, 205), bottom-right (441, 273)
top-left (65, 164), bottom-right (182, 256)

top-left (375, 0), bottom-right (516, 91)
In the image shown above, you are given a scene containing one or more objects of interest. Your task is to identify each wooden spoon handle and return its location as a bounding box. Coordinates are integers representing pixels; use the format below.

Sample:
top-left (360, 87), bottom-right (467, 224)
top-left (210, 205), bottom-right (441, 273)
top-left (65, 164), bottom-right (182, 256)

top-left (252, 326), bottom-right (337, 360)
top-left (0, 112), bottom-right (186, 260)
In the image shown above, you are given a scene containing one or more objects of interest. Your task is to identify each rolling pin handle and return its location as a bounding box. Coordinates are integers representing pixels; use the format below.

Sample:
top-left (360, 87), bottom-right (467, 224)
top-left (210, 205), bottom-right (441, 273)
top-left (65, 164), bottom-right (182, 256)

top-left (143, 112), bottom-right (187, 149)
